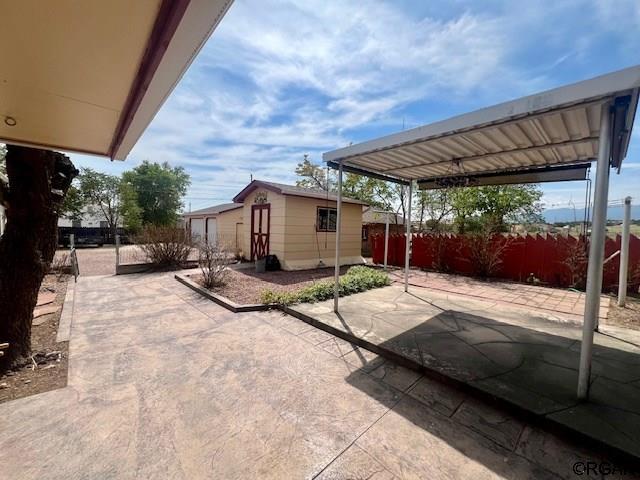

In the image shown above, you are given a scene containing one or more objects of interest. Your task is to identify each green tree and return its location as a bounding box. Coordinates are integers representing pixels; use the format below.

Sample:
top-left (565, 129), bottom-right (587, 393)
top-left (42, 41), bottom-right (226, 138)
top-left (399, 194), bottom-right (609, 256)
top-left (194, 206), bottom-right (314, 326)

top-left (78, 168), bottom-right (125, 238)
top-left (59, 183), bottom-right (84, 221)
top-left (119, 182), bottom-right (143, 233)
top-left (295, 154), bottom-right (331, 190)
top-left (414, 189), bottom-right (454, 232)
top-left (122, 161), bottom-right (190, 226)
top-left (294, 155), bottom-right (398, 213)
top-left (450, 184), bottom-right (543, 233)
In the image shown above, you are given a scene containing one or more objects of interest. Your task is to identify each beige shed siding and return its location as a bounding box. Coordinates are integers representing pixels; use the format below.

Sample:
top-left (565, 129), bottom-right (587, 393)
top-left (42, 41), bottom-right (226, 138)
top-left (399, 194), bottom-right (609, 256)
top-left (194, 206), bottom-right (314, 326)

top-left (282, 196), bottom-right (363, 270)
top-left (215, 208), bottom-right (243, 252)
top-left (238, 188), bottom-right (364, 269)
top-left (241, 189), bottom-right (286, 261)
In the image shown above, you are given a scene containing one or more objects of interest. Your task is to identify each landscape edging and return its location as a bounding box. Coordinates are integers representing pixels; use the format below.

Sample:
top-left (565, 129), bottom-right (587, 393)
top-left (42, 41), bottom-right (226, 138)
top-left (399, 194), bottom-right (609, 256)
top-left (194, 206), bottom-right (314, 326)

top-left (174, 274), bottom-right (277, 312)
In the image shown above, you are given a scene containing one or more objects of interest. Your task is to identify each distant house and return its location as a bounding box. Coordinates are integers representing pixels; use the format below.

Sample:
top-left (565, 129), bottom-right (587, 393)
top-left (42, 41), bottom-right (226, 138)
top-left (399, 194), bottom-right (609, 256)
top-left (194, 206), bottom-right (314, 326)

top-left (57, 207), bottom-right (124, 246)
top-left (186, 180), bottom-right (367, 270)
top-left (361, 207), bottom-right (404, 256)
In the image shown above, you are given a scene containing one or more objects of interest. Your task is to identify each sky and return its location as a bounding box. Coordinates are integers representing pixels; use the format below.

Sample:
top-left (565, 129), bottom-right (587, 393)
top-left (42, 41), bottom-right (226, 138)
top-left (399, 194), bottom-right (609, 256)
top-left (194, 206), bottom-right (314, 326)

top-left (68, 0), bottom-right (640, 212)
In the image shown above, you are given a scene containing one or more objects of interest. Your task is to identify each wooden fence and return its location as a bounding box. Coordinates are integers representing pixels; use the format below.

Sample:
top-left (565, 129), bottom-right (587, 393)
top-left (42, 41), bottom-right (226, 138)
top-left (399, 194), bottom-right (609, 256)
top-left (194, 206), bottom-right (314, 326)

top-left (371, 233), bottom-right (640, 292)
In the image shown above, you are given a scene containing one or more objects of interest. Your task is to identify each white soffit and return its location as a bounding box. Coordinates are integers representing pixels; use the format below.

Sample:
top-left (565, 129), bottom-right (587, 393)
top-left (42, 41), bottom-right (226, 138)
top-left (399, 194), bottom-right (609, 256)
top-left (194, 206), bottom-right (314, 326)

top-left (324, 65), bottom-right (640, 181)
top-left (0, 0), bottom-right (233, 160)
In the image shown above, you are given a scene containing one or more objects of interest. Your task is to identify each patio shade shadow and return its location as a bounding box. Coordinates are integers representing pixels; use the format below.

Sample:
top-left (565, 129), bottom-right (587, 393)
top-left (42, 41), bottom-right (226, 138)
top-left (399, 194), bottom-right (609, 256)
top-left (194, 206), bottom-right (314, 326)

top-left (336, 309), bottom-right (640, 478)
top-left (285, 287), bottom-right (640, 465)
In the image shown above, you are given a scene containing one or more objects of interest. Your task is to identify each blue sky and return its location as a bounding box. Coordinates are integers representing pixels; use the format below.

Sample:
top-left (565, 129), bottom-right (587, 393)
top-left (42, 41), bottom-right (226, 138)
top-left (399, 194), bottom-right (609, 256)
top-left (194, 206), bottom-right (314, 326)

top-left (69, 0), bottom-right (640, 212)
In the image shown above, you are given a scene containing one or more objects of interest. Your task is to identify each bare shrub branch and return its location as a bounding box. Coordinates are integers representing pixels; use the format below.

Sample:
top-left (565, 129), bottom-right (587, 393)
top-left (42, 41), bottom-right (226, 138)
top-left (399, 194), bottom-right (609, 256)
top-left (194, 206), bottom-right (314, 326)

top-left (466, 231), bottom-right (514, 278)
top-left (198, 240), bottom-right (233, 289)
top-left (561, 239), bottom-right (588, 289)
top-left (136, 226), bottom-right (193, 269)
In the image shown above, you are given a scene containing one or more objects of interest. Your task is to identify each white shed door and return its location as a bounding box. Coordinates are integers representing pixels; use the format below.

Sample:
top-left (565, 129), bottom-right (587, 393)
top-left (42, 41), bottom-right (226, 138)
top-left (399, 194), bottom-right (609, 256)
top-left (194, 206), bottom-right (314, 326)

top-left (207, 218), bottom-right (218, 245)
top-left (190, 218), bottom-right (205, 243)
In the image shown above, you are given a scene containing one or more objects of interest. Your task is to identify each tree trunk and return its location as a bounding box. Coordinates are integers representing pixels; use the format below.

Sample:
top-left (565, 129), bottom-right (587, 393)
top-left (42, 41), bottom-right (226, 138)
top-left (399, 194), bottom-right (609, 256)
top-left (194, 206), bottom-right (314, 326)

top-left (0, 146), bottom-right (77, 369)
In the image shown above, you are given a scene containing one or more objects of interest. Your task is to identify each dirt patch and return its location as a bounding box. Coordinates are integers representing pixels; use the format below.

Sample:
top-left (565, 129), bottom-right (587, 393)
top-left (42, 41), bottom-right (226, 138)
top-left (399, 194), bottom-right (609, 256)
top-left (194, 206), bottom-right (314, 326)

top-left (0, 274), bottom-right (70, 404)
top-left (55, 247), bottom-right (116, 276)
top-left (604, 294), bottom-right (640, 331)
top-left (191, 266), bottom-right (351, 304)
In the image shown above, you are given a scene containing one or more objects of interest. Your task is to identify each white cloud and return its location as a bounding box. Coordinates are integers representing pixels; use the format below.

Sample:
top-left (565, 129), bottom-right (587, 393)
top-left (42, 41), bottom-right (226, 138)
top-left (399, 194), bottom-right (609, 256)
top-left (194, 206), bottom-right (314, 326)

top-left (69, 0), bottom-right (640, 210)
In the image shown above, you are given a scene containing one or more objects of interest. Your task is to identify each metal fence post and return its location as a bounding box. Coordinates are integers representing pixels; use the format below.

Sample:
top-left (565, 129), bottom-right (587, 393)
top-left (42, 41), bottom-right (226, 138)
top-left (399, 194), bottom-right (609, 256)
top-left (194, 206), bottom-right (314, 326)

top-left (115, 234), bottom-right (120, 268)
top-left (618, 196), bottom-right (632, 307)
top-left (384, 212), bottom-right (390, 270)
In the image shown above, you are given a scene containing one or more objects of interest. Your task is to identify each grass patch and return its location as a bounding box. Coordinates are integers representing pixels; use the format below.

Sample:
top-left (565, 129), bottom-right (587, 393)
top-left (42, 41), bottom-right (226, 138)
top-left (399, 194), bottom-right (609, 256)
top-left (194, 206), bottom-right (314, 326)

top-left (260, 266), bottom-right (390, 306)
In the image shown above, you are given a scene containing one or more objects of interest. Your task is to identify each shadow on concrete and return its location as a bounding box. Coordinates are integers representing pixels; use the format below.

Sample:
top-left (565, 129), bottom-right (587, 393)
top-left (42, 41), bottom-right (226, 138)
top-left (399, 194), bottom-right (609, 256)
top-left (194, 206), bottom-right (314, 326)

top-left (311, 304), bottom-right (640, 467)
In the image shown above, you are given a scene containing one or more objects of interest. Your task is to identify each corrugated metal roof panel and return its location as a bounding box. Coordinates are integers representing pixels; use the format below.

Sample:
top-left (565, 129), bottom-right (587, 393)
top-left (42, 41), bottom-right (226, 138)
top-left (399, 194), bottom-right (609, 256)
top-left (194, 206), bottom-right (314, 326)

top-left (324, 66), bottom-right (640, 181)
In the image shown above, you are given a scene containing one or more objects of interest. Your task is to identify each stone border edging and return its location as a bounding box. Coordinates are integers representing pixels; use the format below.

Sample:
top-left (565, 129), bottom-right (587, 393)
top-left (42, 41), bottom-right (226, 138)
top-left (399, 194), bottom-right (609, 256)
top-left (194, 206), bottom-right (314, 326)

top-left (174, 274), bottom-right (277, 313)
top-left (56, 280), bottom-right (75, 343)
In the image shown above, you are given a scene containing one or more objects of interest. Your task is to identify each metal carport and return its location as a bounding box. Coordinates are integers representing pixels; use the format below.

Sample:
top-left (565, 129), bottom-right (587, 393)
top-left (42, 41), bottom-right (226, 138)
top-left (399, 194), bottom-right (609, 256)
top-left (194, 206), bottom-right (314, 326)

top-left (324, 64), bottom-right (640, 400)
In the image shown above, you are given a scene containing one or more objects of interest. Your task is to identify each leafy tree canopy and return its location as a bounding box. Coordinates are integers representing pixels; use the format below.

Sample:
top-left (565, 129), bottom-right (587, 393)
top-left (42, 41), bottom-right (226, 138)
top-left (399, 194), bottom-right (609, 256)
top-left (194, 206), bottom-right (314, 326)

top-left (122, 161), bottom-right (190, 226)
top-left (294, 155), bottom-right (397, 212)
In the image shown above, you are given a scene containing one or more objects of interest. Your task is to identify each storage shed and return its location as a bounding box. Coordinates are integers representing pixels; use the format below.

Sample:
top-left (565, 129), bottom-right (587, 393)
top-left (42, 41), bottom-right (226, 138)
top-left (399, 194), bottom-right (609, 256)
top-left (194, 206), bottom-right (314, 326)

top-left (230, 180), bottom-right (366, 270)
top-left (183, 203), bottom-right (243, 252)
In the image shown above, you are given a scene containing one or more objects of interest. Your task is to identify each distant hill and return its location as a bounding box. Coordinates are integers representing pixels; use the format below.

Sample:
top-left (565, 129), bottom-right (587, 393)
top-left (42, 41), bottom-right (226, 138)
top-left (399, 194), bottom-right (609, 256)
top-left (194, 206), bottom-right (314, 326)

top-left (543, 205), bottom-right (640, 223)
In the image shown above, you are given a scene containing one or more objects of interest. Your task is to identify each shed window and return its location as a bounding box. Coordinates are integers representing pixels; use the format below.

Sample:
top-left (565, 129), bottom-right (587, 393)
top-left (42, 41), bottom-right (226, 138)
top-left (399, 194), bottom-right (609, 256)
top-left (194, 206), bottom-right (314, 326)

top-left (317, 207), bottom-right (337, 232)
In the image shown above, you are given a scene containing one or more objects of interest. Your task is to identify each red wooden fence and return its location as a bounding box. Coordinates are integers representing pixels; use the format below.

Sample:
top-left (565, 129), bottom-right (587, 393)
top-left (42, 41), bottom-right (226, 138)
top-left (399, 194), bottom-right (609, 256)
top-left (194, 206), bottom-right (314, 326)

top-left (371, 233), bottom-right (640, 293)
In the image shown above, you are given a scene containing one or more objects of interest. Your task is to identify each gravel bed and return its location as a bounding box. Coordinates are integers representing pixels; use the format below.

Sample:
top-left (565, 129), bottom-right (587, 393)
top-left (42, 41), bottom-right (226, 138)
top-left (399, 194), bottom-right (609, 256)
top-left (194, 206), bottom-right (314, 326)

top-left (192, 266), bottom-right (351, 304)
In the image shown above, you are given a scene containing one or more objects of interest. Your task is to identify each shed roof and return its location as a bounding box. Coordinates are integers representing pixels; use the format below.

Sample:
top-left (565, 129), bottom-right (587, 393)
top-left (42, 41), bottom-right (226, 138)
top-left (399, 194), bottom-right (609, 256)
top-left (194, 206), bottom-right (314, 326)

top-left (324, 65), bottom-right (640, 184)
top-left (362, 207), bottom-right (404, 225)
top-left (232, 180), bottom-right (368, 205)
top-left (183, 202), bottom-right (243, 217)
top-left (0, 0), bottom-right (232, 160)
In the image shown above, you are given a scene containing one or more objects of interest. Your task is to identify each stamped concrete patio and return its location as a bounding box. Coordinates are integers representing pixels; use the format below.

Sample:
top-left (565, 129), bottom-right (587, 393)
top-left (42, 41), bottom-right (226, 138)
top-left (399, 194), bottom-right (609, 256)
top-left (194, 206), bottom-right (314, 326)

top-left (288, 283), bottom-right (640, 461)
top-left (388, 269), bottom-right (610, 322)
top-left (1, 272), bottom-right (633, 478)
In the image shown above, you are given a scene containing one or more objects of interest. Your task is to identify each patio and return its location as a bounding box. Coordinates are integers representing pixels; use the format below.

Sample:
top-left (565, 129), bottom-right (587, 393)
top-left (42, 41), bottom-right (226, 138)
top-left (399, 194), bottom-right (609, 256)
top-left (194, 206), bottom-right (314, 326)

top-left (287, 283), bottom-right (640, 460)
top-left (3, 271), bottom-right (626, 478)
top-left (388, 269), bottom-right (610, 322)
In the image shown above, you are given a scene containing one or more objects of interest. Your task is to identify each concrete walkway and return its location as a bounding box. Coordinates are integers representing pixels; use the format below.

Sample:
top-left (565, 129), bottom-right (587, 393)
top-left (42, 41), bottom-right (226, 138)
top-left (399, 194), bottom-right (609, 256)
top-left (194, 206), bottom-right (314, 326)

top-left (0, 273), bottom-right (633, 478)
top-left (289, 284), bottom-right (640, 461)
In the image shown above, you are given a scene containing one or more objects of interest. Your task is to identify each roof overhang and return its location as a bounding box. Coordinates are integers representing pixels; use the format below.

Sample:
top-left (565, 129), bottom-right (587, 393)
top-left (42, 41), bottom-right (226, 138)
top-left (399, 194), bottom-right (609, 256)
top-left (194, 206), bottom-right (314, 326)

top-left (324, 65), bottom-right (640, 184)
top-left (0, 0), bottom-right (233, 160)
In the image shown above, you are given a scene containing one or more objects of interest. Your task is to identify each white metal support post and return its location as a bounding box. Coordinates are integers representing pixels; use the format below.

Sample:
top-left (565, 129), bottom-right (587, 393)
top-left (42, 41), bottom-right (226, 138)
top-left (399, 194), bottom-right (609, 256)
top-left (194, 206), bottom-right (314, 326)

top-left (404, 181), bottom-right (413, 292)
top-left (577, 101), bottom-right (613, 400)
top-left (383, 212), bottom-right (390, 270)
top-left (618, 196), bottom-right (632, 307)
top-left (333, 161), bottom-right (343, 313)
top-left (115, 234), bottom-right (121, 268)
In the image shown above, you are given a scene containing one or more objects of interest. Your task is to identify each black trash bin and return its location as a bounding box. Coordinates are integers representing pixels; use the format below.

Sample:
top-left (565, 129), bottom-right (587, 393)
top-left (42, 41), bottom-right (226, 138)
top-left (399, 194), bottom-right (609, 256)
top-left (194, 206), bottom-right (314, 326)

top-left (265, 255), bottom-right (281, 271)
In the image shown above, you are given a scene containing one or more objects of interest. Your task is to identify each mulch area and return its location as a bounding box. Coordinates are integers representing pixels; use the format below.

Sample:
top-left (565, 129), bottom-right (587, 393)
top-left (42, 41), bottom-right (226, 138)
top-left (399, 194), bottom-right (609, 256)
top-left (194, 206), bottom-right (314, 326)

top-left (191, 266), bottom-right (351, 305)
top-left (0, 274), bottom-right (70, 404)
top-left (605, 294), bottom-right (640, 331)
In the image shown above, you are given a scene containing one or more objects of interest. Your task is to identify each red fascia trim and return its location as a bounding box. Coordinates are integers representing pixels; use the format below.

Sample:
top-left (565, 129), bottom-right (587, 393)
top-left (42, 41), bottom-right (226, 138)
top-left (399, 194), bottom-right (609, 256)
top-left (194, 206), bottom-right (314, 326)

top-left (108, 0), bottom-right (191, 159)
top-left (232, 181), bottom-right (283, 203)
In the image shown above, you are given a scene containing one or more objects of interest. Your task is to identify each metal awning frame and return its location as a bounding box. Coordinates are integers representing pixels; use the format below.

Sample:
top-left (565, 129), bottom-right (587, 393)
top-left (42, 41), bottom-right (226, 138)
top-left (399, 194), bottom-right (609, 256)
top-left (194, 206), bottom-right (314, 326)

top-left (327, 67), bottom-right (640, 402)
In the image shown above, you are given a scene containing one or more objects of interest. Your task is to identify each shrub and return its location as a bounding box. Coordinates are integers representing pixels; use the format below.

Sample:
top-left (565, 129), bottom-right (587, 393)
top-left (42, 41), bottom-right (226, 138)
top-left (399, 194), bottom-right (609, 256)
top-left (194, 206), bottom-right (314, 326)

top-left (561, 239), bottom-right (588, 289)
top-left (466, 231), bottom-right (513, 278)
top-left (260, 266), bottom-right (390, 305)
top-left (136, 225), bottom-right (193, 269)
top-left (199, 241), bottom-right (233, 289)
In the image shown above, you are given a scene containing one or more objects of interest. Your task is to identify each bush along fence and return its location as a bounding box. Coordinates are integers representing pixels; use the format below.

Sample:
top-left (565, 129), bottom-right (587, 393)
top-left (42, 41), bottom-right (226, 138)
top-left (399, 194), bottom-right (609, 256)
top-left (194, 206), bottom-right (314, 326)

top-left (371, 233), bottom-right (640, 293)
